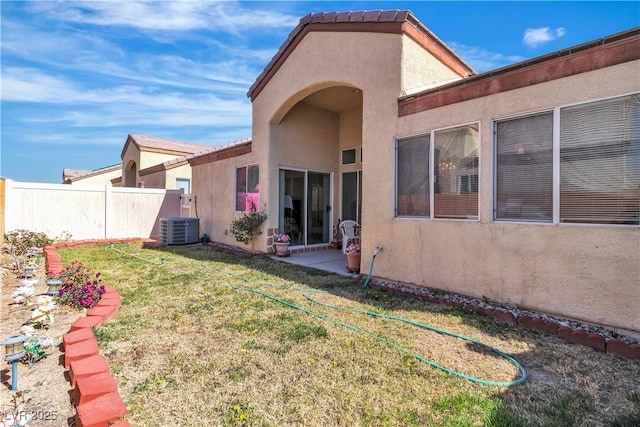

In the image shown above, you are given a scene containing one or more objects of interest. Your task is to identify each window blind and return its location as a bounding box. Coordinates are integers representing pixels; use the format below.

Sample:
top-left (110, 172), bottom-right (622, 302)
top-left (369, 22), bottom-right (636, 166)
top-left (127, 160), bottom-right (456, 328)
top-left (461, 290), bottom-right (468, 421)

top-left (560, 94), bottom-right (640, 225)
top-left (495, 113), bottom-right (553, 222)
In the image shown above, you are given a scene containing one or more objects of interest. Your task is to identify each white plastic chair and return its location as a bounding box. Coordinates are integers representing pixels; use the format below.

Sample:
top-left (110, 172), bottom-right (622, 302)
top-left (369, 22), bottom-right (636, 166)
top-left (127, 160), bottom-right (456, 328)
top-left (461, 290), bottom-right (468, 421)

top-left (339, 220), bottom-right (361, 254)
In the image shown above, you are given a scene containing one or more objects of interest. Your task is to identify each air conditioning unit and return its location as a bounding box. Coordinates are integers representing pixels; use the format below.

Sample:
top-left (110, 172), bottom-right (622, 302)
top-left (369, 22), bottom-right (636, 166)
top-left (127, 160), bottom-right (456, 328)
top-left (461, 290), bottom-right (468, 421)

top-left (160, 217), bottom-right (199, 245)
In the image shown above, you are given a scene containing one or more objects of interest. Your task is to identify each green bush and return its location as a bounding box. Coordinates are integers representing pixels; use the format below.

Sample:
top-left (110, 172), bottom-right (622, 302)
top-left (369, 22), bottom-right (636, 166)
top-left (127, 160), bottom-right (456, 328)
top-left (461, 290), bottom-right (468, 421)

top-left (229, 202), bottom-right (267, 255)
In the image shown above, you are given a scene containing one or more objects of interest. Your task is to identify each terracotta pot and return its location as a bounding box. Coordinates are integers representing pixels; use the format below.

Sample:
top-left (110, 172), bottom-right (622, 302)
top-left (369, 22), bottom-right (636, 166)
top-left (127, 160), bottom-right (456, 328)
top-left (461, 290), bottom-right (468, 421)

top-left (346, 253), bottom-right (361, 273)
top-left (274, 242), bottom-right (290, 257)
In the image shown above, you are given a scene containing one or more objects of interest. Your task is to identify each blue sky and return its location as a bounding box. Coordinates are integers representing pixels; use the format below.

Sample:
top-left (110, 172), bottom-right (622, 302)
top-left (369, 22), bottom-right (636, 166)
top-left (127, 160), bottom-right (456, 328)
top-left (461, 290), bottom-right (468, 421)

top-left (1, 1), bottom-right (638, 183)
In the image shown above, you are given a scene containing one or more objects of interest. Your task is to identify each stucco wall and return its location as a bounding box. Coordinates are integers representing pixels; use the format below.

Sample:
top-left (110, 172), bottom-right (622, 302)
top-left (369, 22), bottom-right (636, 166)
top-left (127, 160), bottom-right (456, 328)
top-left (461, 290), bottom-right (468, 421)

top-left (400, 35), bottom-right (464, 93)
top-left (252, 31), bottom-right (407, 248)
top-left (370, 60), bottom-right (640, 334)
top-left (191, 151), bottom-right (261, 249)
top-left (121, 143), bottom-right (189, 187)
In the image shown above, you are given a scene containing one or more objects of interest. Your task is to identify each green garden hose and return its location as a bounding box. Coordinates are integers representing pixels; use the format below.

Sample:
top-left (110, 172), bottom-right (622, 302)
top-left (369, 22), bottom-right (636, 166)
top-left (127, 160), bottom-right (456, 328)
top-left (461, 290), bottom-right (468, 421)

top-left (106, 243), bottom-right (527, 387)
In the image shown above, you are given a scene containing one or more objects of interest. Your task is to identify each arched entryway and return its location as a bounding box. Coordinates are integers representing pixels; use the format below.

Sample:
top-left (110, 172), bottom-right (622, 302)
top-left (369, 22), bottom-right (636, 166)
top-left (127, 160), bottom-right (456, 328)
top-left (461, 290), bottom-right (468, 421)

top-left (123, 160), bottom-right (138, 187)
top-left (271, 85), bottom-right (363, 248)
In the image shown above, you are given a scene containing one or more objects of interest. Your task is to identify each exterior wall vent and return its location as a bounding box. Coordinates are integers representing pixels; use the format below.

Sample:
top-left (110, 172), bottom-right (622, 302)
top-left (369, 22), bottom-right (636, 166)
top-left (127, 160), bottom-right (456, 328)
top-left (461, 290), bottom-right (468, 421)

top-left (160, 217), bottom-right (199, 245)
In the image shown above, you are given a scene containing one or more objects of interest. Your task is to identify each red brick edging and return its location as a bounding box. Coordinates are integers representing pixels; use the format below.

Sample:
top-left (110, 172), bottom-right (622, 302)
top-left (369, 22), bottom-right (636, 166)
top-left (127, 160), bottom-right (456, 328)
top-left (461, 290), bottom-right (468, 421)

top-left (368, 281), bottom-right (640, 363)
top-left (44, 245), bottom-right (131, 427)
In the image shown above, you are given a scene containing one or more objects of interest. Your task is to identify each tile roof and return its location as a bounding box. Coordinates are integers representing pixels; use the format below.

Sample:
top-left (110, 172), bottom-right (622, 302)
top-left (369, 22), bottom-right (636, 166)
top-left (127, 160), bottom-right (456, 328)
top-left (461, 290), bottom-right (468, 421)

top-left (398, 26), bottom-right (640, 116)
top-left (187, 138), bottom-right (252, 167)
top-left (122, 134), bottom-right (217, 159)
top-left (62, 163), bottom-right (122, 184)
top-left (247, 9), bottom-right (474, 100)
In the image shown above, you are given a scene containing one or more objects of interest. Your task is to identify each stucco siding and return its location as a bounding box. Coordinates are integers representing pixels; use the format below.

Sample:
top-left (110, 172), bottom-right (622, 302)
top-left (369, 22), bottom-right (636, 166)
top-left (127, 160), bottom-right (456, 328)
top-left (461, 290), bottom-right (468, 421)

top-left (271, 102), bottom-right (339, 171)
top-left (252, 31), bottom-right (408, 245)
top-left (368, 60), bottom-right (640, 334)
top-left (191, 151), bottom-right (261, 249)
top-left (400, 34), bottom-right (464, 94)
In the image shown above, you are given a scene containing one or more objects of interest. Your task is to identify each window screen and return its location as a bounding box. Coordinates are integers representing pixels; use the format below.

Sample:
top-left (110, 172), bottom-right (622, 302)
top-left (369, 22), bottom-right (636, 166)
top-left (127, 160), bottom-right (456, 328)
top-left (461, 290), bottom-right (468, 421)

top-left (396, 135), bottom-right (430, 217)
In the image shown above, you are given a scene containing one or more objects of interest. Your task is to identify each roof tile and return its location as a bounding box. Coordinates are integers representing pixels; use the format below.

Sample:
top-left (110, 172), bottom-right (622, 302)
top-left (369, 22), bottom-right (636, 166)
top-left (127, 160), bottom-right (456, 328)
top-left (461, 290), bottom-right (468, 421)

top-left (379, 10), bottom-right (400, 22)
top-left (362, 10), bottom-right (381, 22)
top-left (335, 11), bottom-right (350, 22)
top-left (348, 11), bottom-right (364, 22)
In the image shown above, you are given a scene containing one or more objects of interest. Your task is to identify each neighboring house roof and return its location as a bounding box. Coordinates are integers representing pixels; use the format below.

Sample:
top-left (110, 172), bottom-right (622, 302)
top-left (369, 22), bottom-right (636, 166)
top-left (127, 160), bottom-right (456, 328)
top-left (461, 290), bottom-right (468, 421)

top-left (398, 26), bottom-right (640, 116)
top-left (247, 9), bottom-right (475, 101)
top-left (62, 163), bottom-right (122, 184)
top-left (139, 155), bottom-right (191, 176)
top-left (121, 134), bottom-right (217, 159)
top-left (187, 138), bottom-right (252, 167)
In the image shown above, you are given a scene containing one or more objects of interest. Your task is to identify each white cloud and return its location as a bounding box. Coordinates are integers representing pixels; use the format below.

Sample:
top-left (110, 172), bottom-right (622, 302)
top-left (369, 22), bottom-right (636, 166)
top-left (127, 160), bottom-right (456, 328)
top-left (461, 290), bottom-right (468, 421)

top-left (2, 67), bottom-right (252, 128)
top-left (523, 27), bottom-right (566, 48)
top-left (447, 42), bottom-right (526, 73)
top-left (29, 0), bottom-right (298, 33)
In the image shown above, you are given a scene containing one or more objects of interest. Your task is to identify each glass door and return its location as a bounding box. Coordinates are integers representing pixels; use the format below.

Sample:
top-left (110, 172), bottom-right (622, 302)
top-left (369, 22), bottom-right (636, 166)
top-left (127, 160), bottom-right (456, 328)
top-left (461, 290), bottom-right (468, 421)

top-left (341, 171), bottom-right (362, 223)
top-left (279, 169), bottom-right (331, 246)
top-left (307, 172), bottom-right (331, 245)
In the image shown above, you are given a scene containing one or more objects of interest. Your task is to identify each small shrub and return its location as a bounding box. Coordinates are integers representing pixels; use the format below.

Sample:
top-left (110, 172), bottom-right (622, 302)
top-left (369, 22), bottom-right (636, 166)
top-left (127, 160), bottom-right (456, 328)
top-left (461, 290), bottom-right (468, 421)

top-left (229, 201), bottom-right (267, 255)
top-left (56, 260), bottom-right (105, 309)
top-left (2, 229), bottom-right (52, 268)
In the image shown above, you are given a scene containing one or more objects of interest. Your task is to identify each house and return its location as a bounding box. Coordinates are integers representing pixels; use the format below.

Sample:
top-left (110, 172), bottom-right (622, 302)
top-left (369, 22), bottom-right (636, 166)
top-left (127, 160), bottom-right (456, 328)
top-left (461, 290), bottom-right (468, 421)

top-left (118, 134), bottom-right (218, 191)
top-left (64, 134), bottom-right (218, 191)
top-left (188, 10), bottom-right (639, 335)
top-left (62, 164), bottom-right (122, 186)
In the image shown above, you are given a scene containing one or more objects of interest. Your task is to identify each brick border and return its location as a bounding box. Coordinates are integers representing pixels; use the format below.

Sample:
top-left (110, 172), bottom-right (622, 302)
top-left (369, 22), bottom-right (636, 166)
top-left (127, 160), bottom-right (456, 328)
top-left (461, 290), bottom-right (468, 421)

top-left (368, 280), bottom-right (639, 363)
top-left (49, 240), bottom-right (639, 370)
top-left (44, 245), bottom-right (131, 427)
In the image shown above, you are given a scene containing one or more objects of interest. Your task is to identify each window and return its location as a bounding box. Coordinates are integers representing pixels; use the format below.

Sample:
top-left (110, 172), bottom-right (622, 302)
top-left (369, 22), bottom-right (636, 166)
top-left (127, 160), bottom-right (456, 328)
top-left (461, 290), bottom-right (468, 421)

top-left (395, 134), bottom-right (430, 217)
top-left (342, 149), bottom-right (356, 165)
top-left (395, 124), bottom-right (479, 219)
top-left (560, 94), bottom-right (639, 224)
top-left (434, 124), bottom-right (479, 219)
top-left (236, 164), bottom-right (259, 212)
top-left (495, 113), bottom-right (553, 222)
top-left (494, 93), bottom-right (639, 226)
top-left (176, 178), bottom-right (190, 194)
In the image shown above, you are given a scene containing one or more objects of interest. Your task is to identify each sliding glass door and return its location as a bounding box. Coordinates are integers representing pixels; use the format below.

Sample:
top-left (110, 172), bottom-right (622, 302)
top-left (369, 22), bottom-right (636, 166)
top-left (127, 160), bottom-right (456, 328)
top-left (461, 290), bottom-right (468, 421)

top-left (280, 169), bottom-right (331, 246)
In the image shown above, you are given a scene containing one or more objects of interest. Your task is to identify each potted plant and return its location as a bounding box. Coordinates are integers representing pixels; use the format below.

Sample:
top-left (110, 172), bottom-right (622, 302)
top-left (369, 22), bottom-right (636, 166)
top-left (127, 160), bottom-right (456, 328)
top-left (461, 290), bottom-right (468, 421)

top-left (345, 243), bottom-right (361, 273)
top-left (273, 233), bottom-right (291, 257)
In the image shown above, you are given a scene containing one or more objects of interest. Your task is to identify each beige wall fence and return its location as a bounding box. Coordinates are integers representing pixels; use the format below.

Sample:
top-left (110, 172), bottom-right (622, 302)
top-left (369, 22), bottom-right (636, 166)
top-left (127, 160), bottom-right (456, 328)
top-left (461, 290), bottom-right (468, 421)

top-left (4, 180), bottom-right (183, 241)
top-left (0, 178), bottom-right (5, 245)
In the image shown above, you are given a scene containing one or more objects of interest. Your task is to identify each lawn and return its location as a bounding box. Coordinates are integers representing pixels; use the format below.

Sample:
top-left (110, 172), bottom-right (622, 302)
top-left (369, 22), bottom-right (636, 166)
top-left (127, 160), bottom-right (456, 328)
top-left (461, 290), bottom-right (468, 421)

top-left (58, 242), bottom-right (640, 426)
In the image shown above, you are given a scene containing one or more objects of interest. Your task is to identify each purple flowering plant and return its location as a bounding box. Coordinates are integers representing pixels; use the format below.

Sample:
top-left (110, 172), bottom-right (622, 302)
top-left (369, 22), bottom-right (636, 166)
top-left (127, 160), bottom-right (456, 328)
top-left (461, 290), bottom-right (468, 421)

top-left (55, 260), bottom-right (106, 309)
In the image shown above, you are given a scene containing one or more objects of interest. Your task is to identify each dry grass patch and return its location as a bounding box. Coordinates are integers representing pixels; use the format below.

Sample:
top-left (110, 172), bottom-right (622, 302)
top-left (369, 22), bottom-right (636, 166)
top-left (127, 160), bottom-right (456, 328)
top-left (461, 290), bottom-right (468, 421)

top-left (58, 243), bottom-right (640, 427)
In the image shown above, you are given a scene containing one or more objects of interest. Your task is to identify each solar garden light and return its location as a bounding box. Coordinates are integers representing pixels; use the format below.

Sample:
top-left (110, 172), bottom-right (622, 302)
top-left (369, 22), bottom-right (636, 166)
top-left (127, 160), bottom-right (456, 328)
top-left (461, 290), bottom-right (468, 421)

top-left (2, 335), bottom-right (28, 391)
top-left (23, 265), bottom-right (36, 279)
top-left (46, 278), bottom-right (63, 296)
